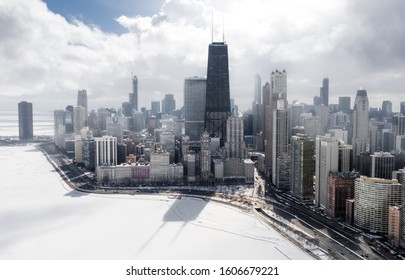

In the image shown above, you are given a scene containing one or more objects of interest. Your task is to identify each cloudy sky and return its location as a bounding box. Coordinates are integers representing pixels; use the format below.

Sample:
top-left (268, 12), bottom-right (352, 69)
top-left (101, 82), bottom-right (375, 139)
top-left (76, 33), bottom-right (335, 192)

top-left (1, 0), bottom-right (405, 113)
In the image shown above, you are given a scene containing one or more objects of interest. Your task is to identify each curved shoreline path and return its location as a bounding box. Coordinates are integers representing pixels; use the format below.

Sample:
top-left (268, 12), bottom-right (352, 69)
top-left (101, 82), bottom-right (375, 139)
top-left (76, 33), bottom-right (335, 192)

top-left (0, 145), bottom-right (314, 260)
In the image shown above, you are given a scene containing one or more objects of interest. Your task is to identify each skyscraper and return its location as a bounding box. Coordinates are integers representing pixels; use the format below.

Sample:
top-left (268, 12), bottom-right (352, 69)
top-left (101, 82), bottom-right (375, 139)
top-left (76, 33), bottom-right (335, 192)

top-left (315, 104), bottom-right (329, 133)
top-left (400, 171), bottom-right (405, 249)
top-left (94, 135), bottom-right (118, 167)
top-left (261, 82), bottom-right (271, 152)
top-left (352, 89), bottom-right (370, 163)
top-left (73, 106), bottom-right (86, 133)
top-left (272, 100), bottom-right (290, 189)
top-left (371, 152), bottom-right (395, 179)
top-left (162, 94), bottom-right (176, 115)
top-left (320, 78), bottom-right (329, 106)
top-left (252, 74), bottom-right (262, 136)
top-left (392, 114), bottom-right (405, 136)
top-left (315, 134), bottom-right (339, 208)
top-left (77, 89), bottom-right (88, 120)
top-left (54, 110), bottom-right (65, 144)
top-left (264, 70), bottom-right (288, 177)
top-left (381, 100), bottom-right (393, 117)
top-left (270, 69), bottom-right (287, 101)
top-left (354, 177), bottom-right (402, 234)
top-left (400, 101), bottom-right (405, 115)
top-left (18, 101), bottom-right (33, 140)
top-left (254, 74), bottom-right (262, 105)
top-left (339, 96), bottom-right (351, 114)
top-left (151, 101), bottom-right (160, 115)
top-left (205, 42), bottom-right (231, 147)
top-left (289, 103), bottom-right (304, 131)
top-left (130, 75), bottom-right (138, 112)
top-left (132, 111), bottom-right (145, 132)
top-left (121, 102), bottom-right (132, 117)
top-left (326, 172), bottom-right (357, 218)
top-left (301, 113), bottom-right (321, 140)
top-left (200, 131), bottom-right (211, 180)
top-left (65, 105), bottom-right (74, 133)
top-left (291, 134), bottom-right (314, 202)
top-left (184, 76), bottom-right (206, 141)
top-left (223, 115), bottom-right (247, 160)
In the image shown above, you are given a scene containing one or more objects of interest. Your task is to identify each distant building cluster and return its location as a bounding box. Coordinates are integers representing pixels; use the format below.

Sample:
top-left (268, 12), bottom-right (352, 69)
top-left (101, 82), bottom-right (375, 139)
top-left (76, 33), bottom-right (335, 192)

top-left (52, 41), bottom-right (253, 188)
top-left (46, 40), bottom-right (405, 250)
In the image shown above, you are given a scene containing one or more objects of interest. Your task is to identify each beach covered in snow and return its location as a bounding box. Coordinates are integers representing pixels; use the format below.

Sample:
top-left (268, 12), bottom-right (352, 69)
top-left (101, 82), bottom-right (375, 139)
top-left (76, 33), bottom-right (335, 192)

top-left (0, 145), bottom-right (313, 260)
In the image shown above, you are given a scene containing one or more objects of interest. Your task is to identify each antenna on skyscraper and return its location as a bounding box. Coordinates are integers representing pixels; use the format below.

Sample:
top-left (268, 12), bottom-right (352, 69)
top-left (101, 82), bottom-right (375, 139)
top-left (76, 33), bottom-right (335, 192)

top-left (211, 8), bottom-right (214, 43)
top-left (222, 14), bottom-right (225, 43)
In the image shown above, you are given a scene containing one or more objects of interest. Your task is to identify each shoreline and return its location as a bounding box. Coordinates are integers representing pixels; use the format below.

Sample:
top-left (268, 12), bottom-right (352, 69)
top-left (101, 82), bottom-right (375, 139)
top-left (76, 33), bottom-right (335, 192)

top-left (36, 141), bottom-right (322, 260)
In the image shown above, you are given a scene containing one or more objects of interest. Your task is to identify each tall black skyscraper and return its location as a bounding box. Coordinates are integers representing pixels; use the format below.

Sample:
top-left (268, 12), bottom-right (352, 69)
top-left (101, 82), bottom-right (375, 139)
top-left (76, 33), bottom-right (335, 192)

top-left (205, 42), bottom-right (230, 146)
top-left (18, 101), bottom-right (33, 140)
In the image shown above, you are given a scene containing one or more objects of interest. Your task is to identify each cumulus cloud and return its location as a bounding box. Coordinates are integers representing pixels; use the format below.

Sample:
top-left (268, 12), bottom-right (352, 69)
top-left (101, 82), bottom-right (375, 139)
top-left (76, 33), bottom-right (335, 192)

top-left (0, 0), bottom-right (139, 110)
top-left (1, 0), bottom-right (405, 112)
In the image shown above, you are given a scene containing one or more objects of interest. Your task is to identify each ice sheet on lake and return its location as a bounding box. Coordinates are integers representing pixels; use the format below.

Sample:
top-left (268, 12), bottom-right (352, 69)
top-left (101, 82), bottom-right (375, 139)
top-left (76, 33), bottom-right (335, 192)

top-left (0, 145), bottom-right (313, 260)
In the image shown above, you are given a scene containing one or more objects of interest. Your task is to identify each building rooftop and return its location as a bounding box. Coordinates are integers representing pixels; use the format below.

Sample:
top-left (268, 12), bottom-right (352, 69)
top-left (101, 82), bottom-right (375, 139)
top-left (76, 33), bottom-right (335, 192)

top-left (356, 89), bottom-right (368, 97)
top-left (359, 176), bottom-right (399, 184)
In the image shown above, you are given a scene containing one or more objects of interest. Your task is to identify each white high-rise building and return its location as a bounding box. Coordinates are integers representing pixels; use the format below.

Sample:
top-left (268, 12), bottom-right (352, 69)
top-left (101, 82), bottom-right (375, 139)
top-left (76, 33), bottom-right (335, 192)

top-left (224, 115), bottom-right (247, 160)
top-left (200, 131), bottom-right (211, 179)
top-left (352, 89), bottom-right (370, 162)
top-left (270, 69), bottom-right (287, 101)
top-left (272, 100), bottom-right (290, 189)
top-left (315, 134), bottom-right (339, 208)
top-left (150, 149), bottom-right (170, 182)
top-left (94, 135), bottom-right (117, 167)
top-left (354, 177), bottom-right (402, 234)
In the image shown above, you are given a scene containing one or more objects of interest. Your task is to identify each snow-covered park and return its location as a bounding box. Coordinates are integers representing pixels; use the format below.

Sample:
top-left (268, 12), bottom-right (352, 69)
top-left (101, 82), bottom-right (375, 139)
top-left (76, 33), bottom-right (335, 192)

top-left (0, 145), bottom-right (313, 260)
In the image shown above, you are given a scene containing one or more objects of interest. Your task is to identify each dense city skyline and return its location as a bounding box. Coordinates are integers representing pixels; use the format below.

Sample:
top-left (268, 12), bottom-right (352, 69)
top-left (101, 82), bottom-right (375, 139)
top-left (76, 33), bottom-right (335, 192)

top-left (3, 2), bottom-right (405, 259)
top-left (1, 0), bottom-right (405, 112)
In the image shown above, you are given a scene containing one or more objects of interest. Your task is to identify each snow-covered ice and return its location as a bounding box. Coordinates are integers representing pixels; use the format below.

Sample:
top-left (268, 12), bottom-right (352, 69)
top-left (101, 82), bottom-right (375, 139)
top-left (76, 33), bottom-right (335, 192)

top-left (0, 145), bottom-right (313, 260)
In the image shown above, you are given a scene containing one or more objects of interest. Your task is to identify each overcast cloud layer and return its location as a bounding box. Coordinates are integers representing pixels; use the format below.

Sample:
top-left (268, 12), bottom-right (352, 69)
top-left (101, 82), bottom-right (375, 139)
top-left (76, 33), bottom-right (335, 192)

top-left (1, 0), bottom-right (405, 112)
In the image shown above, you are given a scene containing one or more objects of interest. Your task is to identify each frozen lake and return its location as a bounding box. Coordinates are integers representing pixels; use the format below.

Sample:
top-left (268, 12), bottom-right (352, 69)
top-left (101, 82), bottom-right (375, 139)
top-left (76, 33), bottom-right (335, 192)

top-left (0, 111), bottom-right (53, 137)
top-left (0, 145), bottom-right (313, 260)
